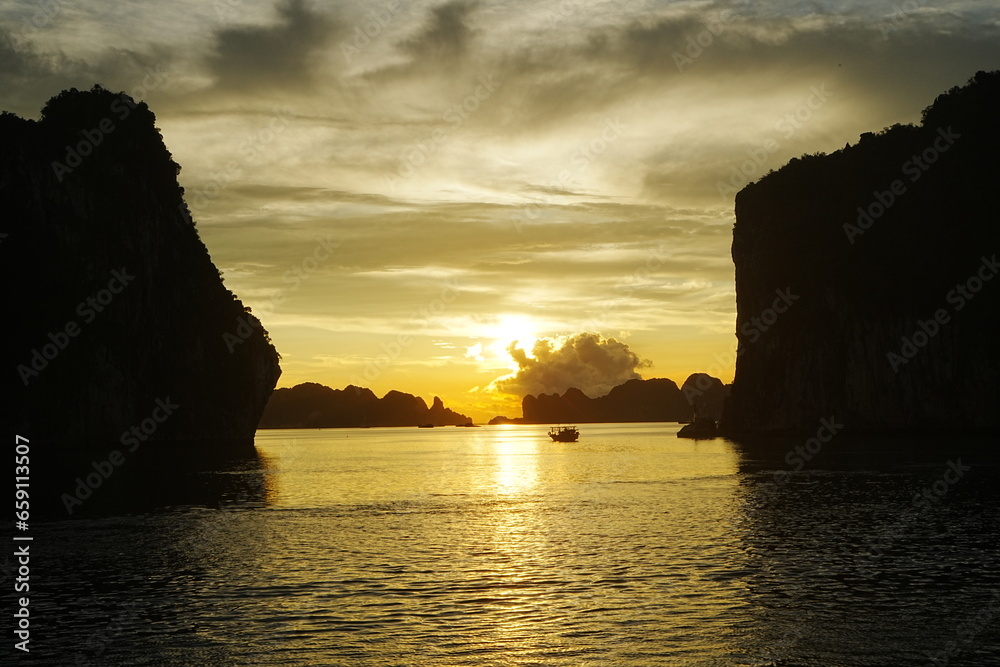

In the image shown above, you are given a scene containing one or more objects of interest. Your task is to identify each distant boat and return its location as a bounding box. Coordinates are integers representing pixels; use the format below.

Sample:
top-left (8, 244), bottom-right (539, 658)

top-left (548, 425), bottom-right (579, 442)
top-left (418, 423), bottom-right (435, 428)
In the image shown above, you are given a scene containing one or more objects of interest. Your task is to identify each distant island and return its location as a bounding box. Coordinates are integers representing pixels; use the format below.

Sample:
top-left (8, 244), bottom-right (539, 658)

top-left (724, 70), bottom-right (1000, 436)
top-left (259, 382), bottom-right (472, 428)
top-left (490, 374), bottom-right (729, 424)
top-left (6, 86), bottom-right (280, 450)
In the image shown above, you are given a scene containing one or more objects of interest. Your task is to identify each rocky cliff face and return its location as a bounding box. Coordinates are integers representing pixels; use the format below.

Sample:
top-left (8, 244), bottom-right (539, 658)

top-left (681, 373), bottom-right (729, 422)
top-left (258, 383), bottom-right (472, 427)
top-left (5, 86), bottom-right (281, 450)
top-left (521, 378), bottom-right (692, 423)
top-left (724, 71), bottom-right (1000, 435)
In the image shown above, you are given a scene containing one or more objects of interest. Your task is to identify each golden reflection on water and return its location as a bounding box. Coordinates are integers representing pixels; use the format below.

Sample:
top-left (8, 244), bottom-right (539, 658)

top-left (485, 429), bottom-right (541, 495)
top-left (253, 446), bottom-right (281, 505)
top-left (248, 424), bottom-right (749, 665)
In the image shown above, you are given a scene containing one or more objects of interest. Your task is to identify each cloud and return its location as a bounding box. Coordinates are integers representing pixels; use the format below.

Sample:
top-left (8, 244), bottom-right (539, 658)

top-left (207, 0), bottom-right (338, 91)
top-left (401, 0), bottom-right (476, 63)
top-left (492, 332), bottom-right (650, 398)
top-left (363, 0), bottom-right (479, 84)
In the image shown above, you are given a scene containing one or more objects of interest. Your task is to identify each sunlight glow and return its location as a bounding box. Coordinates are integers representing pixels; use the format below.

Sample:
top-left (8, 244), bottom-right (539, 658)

top-left (490, 314), bottom-right (539, 366)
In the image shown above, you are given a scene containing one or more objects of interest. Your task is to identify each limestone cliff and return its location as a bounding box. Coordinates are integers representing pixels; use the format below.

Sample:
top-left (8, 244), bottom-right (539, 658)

top-left (5, 86), bottom-right (281, 450)
top-left (258, 383), bottom-right (472, 427)
top-left (723, 71), bottom-right (1000, 435)
top-left (521, 378), bottom-right (692, 423)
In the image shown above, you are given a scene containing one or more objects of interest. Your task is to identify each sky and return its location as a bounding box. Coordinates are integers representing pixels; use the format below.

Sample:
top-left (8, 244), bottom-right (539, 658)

top-left (2, 0), bottom-right (998, 421)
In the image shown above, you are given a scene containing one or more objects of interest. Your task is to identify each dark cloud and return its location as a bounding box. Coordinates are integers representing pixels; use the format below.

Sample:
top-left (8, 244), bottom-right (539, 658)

top-left (207, 0), bottom-right (339, 91)
top-left (493, 332), bottom-right (650, 398)
top-left (0, 30), bottom-right (175, 117)
top-left (359, 0), bottom-right (483, 89)
top-left (481, 9), bottom-right (1000, 139)
top-left (401, 0), bottom-right (476, 62)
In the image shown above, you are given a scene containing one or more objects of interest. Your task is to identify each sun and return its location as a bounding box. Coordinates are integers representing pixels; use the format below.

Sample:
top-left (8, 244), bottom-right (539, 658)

top-left (492, 314), bottom-right (538, 352)
top-left (465, 314), bottom-right (542, 368)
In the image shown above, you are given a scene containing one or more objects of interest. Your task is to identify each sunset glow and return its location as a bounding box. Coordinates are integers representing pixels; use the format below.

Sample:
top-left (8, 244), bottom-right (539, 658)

top-left (5, 0), bottom-right (997, 420)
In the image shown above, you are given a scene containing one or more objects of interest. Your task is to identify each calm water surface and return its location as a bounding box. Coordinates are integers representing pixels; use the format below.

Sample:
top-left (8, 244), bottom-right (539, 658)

top-left (26, 424), bottom-right (1000, 665)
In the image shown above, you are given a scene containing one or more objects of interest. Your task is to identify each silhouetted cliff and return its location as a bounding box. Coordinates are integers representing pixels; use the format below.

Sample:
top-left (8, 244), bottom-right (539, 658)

top-left (724, 71), bottom-right (1000, 435)
top-left (681, 373), bottom-right (729, 422)
top-left (259, 383), bottom-right (472, 428)
top-left (521, 378), bottom-right (693, 423)
top-left (5, 86), bottom-right (281, 450)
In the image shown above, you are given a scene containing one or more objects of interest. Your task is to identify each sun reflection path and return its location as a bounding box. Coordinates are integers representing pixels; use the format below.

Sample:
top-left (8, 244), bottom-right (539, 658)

top-left (490, 432), bottom-right (542, 495)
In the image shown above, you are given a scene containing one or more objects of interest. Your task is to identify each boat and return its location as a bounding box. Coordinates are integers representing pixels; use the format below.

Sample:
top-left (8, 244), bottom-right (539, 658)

top-left (548, 425), bottom-right (579, 442)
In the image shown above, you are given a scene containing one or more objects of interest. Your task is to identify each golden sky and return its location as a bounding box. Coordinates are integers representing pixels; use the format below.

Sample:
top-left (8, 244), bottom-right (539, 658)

top-left (3, 0), bottom-right (998, 420)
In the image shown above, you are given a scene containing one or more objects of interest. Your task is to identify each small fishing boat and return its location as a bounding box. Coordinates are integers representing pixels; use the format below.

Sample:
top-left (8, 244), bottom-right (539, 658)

top-left (548, 425), bottom-right (579, 442)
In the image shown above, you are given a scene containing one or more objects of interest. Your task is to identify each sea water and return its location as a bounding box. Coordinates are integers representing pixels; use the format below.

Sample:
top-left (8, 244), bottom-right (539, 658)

top-left (22, 423), bottom-right (1000, 665)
